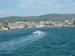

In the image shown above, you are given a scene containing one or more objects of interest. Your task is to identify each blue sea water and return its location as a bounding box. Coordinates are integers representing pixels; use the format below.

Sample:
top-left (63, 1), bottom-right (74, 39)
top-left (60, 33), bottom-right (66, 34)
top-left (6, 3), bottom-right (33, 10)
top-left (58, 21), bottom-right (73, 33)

top-left (0, 27), bottom-right (75, 56)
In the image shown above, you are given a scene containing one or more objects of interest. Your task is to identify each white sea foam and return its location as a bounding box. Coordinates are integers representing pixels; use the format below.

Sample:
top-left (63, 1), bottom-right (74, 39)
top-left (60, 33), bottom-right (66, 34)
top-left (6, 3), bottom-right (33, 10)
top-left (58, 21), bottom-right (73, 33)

top-left (0, 31), bottom-right (46, 54)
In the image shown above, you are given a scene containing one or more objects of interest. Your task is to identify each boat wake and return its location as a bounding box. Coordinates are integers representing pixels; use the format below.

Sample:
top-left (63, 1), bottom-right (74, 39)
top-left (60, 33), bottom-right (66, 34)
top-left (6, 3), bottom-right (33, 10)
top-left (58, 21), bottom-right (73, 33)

top-left (33, 30), bottom-right (43, 36)
top-left (0, 30), bottom-right (46, 54)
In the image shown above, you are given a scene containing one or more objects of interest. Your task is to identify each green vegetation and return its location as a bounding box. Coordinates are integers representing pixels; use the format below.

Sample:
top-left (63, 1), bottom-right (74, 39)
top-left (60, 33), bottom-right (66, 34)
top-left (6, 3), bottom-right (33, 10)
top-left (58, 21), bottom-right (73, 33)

top-left (1, 21), bottom-right (9, 29)
top-left (0, 14), bottom-right (75, 22)
top-left (72, 20), bottom-right (75, 27)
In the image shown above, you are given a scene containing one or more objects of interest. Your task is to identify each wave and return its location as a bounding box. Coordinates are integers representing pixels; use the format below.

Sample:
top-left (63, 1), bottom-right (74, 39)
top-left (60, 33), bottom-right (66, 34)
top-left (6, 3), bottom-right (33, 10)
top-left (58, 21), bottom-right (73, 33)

top-left (0, 31), bottom-right (46, 54)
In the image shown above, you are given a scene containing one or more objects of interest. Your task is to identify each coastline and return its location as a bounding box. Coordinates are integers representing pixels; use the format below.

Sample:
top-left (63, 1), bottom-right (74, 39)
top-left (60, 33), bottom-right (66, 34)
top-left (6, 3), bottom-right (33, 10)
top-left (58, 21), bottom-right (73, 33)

top-left (0, 26), bottom-right (73, 32)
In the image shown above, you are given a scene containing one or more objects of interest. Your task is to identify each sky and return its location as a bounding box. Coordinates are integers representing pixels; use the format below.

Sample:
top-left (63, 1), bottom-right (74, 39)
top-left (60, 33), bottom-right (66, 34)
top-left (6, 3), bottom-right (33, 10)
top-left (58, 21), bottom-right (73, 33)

top-left (0, 0), bottom-right (75, 17)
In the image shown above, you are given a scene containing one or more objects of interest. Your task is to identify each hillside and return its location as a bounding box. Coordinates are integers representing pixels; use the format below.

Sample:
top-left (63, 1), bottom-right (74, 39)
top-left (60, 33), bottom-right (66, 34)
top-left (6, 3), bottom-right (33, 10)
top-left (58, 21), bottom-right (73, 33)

top-left (0, 14), bottom-right (75, 22)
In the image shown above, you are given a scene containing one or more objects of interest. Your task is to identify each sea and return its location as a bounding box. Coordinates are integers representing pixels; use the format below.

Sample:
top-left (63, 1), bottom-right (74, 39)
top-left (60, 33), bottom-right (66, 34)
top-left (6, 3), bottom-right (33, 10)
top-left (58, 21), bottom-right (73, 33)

top-left (0, 27), bottom-right (75, 56)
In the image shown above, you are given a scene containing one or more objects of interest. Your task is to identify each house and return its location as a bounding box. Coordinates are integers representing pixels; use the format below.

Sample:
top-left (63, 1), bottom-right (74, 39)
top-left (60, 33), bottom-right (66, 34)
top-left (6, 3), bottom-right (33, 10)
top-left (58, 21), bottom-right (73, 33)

top-left (16, 24), bottom-right (24, 28)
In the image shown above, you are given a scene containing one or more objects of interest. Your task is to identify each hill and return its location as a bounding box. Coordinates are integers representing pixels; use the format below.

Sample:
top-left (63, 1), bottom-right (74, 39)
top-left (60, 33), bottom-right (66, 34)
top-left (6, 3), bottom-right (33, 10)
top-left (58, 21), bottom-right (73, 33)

top-left (0, 14), bottom-right (75, 22)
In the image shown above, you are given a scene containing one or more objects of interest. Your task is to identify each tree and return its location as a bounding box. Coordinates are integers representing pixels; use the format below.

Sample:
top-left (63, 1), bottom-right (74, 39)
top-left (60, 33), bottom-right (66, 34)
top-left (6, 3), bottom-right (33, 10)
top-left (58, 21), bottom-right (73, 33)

top-left (1, 20), bottom-right (9, 29)
top-left (72, 20), bottom-right (75, 27)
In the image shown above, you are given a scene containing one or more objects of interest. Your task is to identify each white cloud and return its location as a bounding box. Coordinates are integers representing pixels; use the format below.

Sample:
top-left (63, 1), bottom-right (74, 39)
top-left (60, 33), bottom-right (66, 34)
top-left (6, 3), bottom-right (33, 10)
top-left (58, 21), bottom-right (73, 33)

top-left (66, 0), bottom-right (72, 2)
top-left (69, 2), bottom-right (75, 9)
top-left (17, 0), bottom-right (63, 8)
top-left (55, 4), bottom-right (62, 8)
top-left (16, 0), bottom-right (75, 14)
top-left (65, 0), bottom-right (75, 10)
top-left (16, 0), bottom-right (35, 8)
top-left (16, 0), bottom-right (75, 8)
top-left (0, 9), bottom-right (16, 15)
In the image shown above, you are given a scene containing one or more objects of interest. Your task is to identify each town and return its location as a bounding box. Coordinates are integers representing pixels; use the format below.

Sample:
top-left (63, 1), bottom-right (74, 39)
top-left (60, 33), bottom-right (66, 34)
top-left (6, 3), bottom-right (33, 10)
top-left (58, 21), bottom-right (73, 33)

top-left (0, 19), bottom-right (75, 31)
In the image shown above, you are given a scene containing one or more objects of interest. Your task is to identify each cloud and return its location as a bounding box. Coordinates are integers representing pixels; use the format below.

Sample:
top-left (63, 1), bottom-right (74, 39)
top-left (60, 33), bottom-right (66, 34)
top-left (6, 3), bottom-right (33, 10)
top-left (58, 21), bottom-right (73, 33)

top-left (66, 0), bottom-right (72, 2)
top-left (16, 0), bottom-right (35, 8)
top-left (55, 4), bottom-right (62, 8)
top-left (0, 9), bottom-right (16, 15)
top-left (17, 0), bottom-right (60, 8)
top-left (16, 0), bottom-right (75, 14)
top-left (69, 2), bottom-right (75, 10)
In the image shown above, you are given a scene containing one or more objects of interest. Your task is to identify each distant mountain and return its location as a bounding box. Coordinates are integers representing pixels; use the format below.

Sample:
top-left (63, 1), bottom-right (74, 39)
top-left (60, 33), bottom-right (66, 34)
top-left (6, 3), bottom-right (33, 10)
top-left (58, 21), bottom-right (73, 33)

top-left (0, 14), bottom-right (75, 22)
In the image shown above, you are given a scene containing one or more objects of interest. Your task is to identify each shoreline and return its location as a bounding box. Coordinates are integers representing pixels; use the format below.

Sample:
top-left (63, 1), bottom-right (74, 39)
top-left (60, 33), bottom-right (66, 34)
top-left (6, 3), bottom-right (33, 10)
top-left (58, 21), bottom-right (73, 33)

top-left (0, 26), bottom-right (73, 32)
